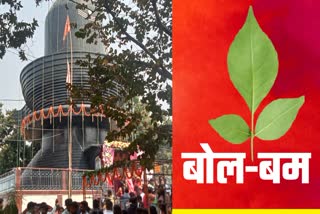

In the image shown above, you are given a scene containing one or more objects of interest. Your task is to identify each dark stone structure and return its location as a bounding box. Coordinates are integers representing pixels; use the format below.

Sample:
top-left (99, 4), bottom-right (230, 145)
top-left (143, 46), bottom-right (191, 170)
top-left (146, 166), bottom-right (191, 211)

top-left (19, 0), bottom-right (110, 170)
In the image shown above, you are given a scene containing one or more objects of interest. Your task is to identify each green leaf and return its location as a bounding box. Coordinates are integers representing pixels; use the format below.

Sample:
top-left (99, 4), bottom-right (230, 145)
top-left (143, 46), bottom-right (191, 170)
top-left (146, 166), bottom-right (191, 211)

top-left (255, 96), bottom-right (305, 140)
top-left (209, 114), bottom-right (250, 144)
top-left (227, 6), bottom-right (278, 112)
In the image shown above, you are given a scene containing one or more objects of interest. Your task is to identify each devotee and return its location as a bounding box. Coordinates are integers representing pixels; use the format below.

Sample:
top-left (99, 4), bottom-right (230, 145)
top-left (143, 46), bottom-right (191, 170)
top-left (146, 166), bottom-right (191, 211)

top-left (113, 205), bottom-right (121, 214)
top-left (103, 199), bottom-right (113, 214)
top-left (69, 202), bottom-right (79, 214)
top-left (91, 199), bottom-right (100, 213)
top-left (120, 188), bottom-right (130, 210)
top-left (0, 198), bottom-right (3, 211)
top-left (80, 201), bottom-right (90, 214)
top-left (62, 199), bottom-right (73, 214)
top-left (126, 197), bottom-right (137, 214)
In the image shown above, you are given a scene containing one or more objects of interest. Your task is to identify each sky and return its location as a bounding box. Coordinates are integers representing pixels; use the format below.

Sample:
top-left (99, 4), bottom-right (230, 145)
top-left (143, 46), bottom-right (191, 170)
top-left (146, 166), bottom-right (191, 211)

top-left (0, 0), bottom-right (53, 112)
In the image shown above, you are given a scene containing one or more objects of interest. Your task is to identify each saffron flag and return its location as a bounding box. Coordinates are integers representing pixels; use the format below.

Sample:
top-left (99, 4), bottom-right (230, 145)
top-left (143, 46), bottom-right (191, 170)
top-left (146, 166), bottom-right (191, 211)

top-left (66, 59), bottom-right (71, 84)
top-left (63, 15), bottom-right (71, 41)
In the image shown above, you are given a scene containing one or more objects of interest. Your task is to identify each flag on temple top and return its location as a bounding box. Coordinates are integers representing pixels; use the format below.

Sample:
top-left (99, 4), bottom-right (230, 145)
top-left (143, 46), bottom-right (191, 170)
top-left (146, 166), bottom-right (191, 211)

top-left (66, 59), bottom-right (71, 84)
top-left (63, 15), bottom-right (71, 41)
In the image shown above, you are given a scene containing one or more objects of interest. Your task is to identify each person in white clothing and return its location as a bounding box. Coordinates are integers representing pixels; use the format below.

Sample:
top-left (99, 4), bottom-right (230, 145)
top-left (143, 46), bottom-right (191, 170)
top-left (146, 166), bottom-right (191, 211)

top-left (103, 199), bottom-right (113, 214)
top-left (136, 187), bottom-right (145, 207)
top-left (62, 198), bottom-right (73, 214)
top-left (120, 188), bottom-right (130, 210)
top-left (42, 199), bottom-right (60, 214)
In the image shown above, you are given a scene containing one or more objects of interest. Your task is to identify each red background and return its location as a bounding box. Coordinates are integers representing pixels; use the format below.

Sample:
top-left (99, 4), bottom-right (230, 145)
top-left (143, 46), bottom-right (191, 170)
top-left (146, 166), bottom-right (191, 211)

top-left (173, 0), bottom-right (320, 208)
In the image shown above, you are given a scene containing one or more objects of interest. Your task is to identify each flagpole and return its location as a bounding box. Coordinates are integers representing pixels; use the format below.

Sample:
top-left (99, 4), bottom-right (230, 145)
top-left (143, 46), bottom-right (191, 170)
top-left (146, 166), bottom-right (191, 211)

top-left (68, 15), bottom-right (73, 199)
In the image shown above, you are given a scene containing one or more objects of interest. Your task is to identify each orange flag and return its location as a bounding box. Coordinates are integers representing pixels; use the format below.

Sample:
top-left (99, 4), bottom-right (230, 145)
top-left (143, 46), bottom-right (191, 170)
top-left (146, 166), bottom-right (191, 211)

top-left (63, 15), bottom-right (71, 41)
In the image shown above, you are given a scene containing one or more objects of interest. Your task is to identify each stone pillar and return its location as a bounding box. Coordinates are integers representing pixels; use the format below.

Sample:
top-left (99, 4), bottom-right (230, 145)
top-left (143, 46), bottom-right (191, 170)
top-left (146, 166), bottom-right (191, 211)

top-left (62, 170), bottom-right (67, 190)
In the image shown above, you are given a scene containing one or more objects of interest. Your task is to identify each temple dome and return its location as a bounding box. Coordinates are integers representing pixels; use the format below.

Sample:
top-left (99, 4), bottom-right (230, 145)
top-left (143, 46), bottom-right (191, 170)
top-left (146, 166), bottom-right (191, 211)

top-left (44, 0), bottom-right (105, 55)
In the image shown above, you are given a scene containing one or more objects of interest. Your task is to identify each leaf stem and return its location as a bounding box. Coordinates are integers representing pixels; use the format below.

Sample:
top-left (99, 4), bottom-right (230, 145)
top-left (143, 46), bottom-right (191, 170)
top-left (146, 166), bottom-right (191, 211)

top-left (251, 111), bottom-right (254, 161)
top-left (250, 128), bottom-right (254, 161)
top-left (249, 13), bottom-right (255, 162)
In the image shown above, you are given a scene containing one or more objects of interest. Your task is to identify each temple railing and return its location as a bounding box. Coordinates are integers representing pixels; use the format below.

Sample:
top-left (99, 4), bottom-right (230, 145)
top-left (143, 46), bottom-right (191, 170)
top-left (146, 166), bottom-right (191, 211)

top-left (0, 167), bottom-right (101, 194)
top-left (0, 170), bottom-right (16, 194)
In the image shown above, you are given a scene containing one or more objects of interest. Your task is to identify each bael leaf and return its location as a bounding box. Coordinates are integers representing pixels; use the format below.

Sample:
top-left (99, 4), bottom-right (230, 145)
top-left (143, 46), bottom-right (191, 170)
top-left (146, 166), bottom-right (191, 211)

top-left (255, 96), bottom-right (305, 140)
top-left (227, 6), bottom-right (278, 113)
top-left (209, 114), bottom-right (250, 144)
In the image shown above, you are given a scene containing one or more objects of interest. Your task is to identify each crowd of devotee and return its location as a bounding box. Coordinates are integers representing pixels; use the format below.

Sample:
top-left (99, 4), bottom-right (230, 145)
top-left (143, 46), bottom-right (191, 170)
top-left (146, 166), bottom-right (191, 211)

top-left (0, 183), bottom-right (172, 214)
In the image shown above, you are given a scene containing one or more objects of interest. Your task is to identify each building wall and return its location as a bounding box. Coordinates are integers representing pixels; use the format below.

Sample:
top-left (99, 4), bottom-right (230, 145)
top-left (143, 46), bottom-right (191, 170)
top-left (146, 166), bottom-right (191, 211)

top-left (25, 116), bottom-right (107, 169)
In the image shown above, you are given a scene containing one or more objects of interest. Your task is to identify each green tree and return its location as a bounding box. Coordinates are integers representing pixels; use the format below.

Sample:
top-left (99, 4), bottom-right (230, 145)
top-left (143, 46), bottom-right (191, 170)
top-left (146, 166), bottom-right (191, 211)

top-left (1, 191), bottom-right (19, 214)
top-left (0, 0), bottom-right (38, 60)
top-left (73, 0), bottom-right (172, 170)
top-left (121, 97), bottom-right (172, 168)
top-left (0, 0), bottom-right (172, 170)
top-left (0, 105), bottom-right (35, 174)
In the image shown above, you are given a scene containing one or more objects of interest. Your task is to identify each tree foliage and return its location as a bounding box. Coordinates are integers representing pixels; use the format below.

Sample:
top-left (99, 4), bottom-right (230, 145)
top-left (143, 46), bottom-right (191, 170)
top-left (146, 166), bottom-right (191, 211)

top-left (75, 0), bottom-right (172, 169)
top-left (0, 0), bottom-right (38, 60)
top-left (0, 105), bottom-right (36, 174)
top-left (63, 0), bottom-right (172, 170)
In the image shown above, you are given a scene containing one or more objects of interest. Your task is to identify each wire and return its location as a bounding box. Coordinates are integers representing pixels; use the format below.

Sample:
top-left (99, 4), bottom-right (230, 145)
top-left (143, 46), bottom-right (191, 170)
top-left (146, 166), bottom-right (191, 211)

top-left (16, 110), bottom-right (20, 167)
top-left (32, 60), bottom-right (35, 158)
top-left (52, 35), bottom-right (55, 153)
top-left (0, 99), bottom-right (24, 102)
top-left (41, 52), bottom-right (45, 156)
top-left (7, 49), bottom-right (37, 61)
top-left (1, 132), bottom-right (64, 143)
top-left (23, 127), bottom-right (64, 131)
top-left (0, 124), bottom-right (67, 131)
